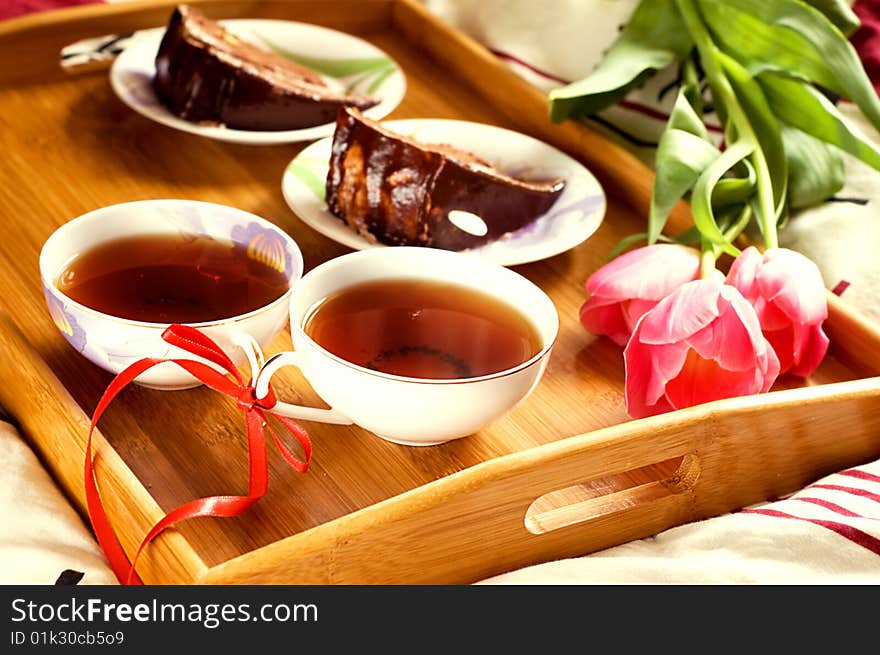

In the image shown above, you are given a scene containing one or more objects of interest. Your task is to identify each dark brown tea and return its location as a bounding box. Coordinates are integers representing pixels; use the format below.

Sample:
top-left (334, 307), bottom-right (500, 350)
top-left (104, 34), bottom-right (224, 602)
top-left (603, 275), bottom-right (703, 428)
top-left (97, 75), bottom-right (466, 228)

top-left (56, 233), bottom-right (289, 323)
top-left (303, 278), bottom-right (543, 379)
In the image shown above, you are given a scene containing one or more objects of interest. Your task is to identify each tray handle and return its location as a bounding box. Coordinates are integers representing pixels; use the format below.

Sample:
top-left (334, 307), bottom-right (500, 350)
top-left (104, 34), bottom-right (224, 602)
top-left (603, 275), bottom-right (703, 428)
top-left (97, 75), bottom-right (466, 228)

top-left (204, 376), bottom-right (880, 584)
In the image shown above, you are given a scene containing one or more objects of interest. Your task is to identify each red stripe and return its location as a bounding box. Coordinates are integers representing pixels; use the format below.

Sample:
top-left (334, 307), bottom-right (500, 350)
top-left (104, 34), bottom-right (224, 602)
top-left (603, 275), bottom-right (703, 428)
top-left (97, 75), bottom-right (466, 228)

top-left (490, 48), bottom-right (569, 84)
top-left (617, 99), bottom-right (675, 123)
top-left (742, 507), bottom-right (880, 556)
top-left (838, 469), bottom-right (880, 484)
top-left (790, 496), bottom-right (867, 519)
top-left (831, 280), bottom-right (851, 296)
top-left (618, 100), bottom-right (725, 134)
top-left (810, 483), bottom-right (880, 503)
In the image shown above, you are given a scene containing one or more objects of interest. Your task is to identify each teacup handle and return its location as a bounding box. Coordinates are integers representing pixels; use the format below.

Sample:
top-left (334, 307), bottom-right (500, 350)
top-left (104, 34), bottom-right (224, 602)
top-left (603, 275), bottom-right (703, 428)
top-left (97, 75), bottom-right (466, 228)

top-left (253, 351), bottom-right (353, 425)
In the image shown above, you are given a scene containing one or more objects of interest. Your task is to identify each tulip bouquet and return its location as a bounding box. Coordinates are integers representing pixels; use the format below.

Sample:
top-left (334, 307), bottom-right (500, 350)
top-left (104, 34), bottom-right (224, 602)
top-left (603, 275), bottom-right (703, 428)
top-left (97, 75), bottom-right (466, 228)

top-left (550, 0), bottom-right (880, 418)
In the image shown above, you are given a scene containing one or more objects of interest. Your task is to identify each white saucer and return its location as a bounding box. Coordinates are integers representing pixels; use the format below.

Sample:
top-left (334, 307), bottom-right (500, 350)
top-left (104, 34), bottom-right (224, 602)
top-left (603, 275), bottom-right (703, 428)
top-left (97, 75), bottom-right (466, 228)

top-left (282, 119), bottom-right (606, 266)
top-left (110, 19), bottom-right (406, 145)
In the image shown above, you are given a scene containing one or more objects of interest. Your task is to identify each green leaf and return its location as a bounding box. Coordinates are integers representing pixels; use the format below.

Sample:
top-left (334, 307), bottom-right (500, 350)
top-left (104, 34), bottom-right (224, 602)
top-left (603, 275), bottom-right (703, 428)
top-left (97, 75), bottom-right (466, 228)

top-left (780, 125), bottom-right (845, 209)
top-left (259, 35), bottom-right (393, 78)
top-left (690, 139), bottom-right (754, 255)
top-left (667, 225), bottom-right (703, 245)
top-left (648, 81), bottom-right (720, 242)
top-left (606, 233), bottom-right (650, 260)
top-left (648, 129), bottom-right (720, 242)
top-left (647, 57), bottom-right (726, 243)
top-left (698, 1), bottom-right (838, 91)
top-left (799, 0), bottom-right (861, 36)
top-left (666, 69), bottom-right (710, 139)
top-left (719, 202), bottom-right (753, 243)
top-left (759, 72), bottom-right (880, 172)
top-left (697, 0), bottom-right (880, 132)
top-left (548, 0), bottom-right (693, 122)
top-left (711, 159), bottom-right (756, 207)
top-left (716, 49), bottom-right (788, 218)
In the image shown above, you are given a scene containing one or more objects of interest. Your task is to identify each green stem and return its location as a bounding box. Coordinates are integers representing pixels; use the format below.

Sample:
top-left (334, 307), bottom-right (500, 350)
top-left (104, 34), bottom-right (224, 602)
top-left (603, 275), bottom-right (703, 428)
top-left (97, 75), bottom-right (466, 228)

top-left (700, 239), bottom-right (718, 279)
top-left (674, 0), bottom-right (778, 250)
top-left (722, 203), bottom-right (752, 246)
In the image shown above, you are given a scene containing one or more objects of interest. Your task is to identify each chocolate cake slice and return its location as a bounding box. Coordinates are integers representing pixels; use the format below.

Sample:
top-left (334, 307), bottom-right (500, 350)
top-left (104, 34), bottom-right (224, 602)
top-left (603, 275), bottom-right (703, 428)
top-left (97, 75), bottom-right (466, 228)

top-left (153, 5), bottom-right (379, 131)
top-left (325, 107), bottom-right (566, 251)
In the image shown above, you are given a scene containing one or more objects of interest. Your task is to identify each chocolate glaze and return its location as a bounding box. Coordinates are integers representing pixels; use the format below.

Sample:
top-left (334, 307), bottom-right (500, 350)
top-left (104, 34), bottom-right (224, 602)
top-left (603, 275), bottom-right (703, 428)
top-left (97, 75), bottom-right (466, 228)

top-left (153, 5), bottom-right (379, 131)
top-left (325, 107), bottom-right (566, 250)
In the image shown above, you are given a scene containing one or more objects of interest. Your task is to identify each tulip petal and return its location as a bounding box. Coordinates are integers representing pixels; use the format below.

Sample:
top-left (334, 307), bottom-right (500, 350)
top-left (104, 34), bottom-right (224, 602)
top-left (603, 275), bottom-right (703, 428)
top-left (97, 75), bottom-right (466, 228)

top-left (689, 310), bottom-right (757, 372)
top-left (753, 297), bottom-right (790, 331)
top-left (580, 300), bottom-right (630, 346)
top-left (623, 334), bottom-right (682, 418)
top-left (664, 348), bottom-right (760, 409)
top-left (586, 244), bottom-right (701, 300)
top-left (639, 279), bottom-right (721, 344)
top-left (763, 327), bottom-right (795, 375)
top-left (758, 249), bottom-right (828, 324)
top-left (621, 298), bottom-right (657, 333)
top-left (789, 323), bottom-right (830, 377)
top-left (725, 245), bottom-right (762, 291)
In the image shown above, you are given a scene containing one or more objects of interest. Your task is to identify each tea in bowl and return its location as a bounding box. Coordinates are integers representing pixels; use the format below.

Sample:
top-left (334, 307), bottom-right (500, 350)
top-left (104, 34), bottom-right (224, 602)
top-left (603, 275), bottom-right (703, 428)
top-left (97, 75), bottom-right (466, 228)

top-left (254, 247), bottom-right (559, 445)
top-left (39, 199), bottom-right (304, 390)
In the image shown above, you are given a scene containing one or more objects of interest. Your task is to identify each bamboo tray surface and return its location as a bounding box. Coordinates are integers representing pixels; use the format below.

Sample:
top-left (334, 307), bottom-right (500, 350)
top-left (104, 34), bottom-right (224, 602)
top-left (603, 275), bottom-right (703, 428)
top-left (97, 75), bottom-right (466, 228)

top-left (1, 0), bottom-right (880, 584)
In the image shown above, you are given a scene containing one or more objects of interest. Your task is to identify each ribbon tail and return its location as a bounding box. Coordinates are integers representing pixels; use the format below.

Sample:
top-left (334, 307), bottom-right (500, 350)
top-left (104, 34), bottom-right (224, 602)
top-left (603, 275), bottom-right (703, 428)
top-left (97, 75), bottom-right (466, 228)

top-left (125, 494), bottom-right (262, 585)
top-left (123, 409), bottom-right (271, 584)
top-left (265, 413), bottom-right (313, 473)
top-left (84, 355), bottom-right (237, 585)
top-left (84, 428), bottom-right (144, 585)
top-left (85, 357), bottom-right (165, 585)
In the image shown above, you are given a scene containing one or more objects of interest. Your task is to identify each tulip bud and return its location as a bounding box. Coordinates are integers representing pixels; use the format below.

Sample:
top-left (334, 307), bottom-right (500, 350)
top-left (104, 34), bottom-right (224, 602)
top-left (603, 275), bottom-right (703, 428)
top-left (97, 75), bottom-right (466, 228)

top-left (580, 244), bottom-right (704, 346)
top-left (624, 278), bottom-right (780, 418)
top-left (725, 247), bottom-right (829, 377)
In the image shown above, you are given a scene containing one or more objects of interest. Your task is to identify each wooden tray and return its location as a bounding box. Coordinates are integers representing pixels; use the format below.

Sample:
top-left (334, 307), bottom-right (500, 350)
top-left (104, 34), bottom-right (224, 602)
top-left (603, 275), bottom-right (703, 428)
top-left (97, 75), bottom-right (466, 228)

top-left (2, 0), bottom-right (880, 585)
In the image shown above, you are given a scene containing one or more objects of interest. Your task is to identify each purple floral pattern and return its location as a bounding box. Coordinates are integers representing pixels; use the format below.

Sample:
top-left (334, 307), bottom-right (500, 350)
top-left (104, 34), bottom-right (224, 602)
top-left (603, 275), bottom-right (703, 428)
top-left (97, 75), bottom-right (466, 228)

top-left (231, 223), bottom-right (293, 278)
top-left (43, 286), bottom-right (86, 353)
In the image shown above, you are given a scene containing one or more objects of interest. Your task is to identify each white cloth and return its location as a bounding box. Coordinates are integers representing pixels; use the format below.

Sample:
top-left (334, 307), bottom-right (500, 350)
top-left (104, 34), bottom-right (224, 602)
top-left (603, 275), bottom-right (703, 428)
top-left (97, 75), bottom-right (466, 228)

top-left (0, 421), bottom-right (116, 585)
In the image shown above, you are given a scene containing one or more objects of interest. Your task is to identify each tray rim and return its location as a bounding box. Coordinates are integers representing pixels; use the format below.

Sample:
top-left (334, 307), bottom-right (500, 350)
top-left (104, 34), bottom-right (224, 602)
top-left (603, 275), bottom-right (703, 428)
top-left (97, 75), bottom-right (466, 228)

top-left (1, 0), bottom-right (879, 584)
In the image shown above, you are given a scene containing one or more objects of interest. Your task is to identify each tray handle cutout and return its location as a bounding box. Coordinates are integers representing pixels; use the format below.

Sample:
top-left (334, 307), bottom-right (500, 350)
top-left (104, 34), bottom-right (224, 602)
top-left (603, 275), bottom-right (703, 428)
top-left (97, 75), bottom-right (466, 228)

top-left (525, 453), bottom-right (700, 535)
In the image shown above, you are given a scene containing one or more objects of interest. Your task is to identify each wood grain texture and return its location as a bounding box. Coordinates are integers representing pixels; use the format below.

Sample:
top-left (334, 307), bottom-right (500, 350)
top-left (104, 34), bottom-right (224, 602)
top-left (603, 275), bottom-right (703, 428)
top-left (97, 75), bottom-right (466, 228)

top-left (0, 0), bottom-right (878, 584)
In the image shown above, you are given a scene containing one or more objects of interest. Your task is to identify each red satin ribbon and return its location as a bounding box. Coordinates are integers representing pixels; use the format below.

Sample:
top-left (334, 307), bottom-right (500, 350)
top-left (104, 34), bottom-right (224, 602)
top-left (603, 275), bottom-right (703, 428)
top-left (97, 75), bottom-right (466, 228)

top-left (84, 324), bottom-right (312, 585)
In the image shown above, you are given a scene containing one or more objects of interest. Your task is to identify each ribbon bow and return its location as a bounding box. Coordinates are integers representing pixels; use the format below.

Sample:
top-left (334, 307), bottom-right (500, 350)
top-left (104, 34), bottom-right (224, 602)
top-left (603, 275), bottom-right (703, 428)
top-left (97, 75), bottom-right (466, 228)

top-left (84, 324), bottom-right (312, 585)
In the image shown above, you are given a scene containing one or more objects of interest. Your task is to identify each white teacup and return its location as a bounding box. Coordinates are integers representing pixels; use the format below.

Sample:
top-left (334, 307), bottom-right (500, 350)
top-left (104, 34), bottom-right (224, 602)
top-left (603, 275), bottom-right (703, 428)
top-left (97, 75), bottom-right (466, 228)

top-left (39, 199), bottom-right (304, 390)
top-left (254, 247), bottom-right (559, 446)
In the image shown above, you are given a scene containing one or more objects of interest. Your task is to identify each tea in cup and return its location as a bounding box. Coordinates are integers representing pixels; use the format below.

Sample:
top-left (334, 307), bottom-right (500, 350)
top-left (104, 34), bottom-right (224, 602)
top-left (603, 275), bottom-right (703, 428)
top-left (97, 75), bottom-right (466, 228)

top-left (39, 199), bottom-right (304, 390)
top-left (254, 247), bottom-right (559, 445)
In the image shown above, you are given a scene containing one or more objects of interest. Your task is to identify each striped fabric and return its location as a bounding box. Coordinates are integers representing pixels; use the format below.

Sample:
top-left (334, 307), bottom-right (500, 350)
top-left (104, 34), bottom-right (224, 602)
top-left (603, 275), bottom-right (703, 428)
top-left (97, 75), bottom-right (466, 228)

top-left (741, 468), bottom-right (880, 559)
top-left (481, 462), bottom-right (880, 584)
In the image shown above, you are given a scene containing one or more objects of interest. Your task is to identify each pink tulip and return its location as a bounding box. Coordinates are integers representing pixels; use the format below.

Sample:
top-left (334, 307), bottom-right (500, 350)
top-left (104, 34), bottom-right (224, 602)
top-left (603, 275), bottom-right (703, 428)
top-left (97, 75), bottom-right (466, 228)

top-left (624, 278), bottom-right (780, 419)
top-left (725, 246), bottom-right (829, 377)
top-left (580, 244), bottom-right (705, 346)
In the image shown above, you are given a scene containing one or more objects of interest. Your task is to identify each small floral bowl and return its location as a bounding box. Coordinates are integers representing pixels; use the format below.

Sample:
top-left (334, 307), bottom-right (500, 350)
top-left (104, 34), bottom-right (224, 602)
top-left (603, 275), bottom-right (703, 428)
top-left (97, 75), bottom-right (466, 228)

top-left (39, 199), bottom-right (304, 390)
